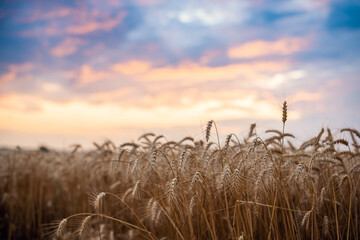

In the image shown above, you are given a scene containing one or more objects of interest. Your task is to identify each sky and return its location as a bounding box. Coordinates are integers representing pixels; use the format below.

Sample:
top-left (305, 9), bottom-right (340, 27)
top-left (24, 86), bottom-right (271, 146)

top-left (0, 0), bottom-right (360, 149)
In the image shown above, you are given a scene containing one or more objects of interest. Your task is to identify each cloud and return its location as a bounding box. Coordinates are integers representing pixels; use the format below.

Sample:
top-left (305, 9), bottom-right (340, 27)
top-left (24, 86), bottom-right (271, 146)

top-left (228, 37), bottom-right (308, 59)
top-left (139, 61), bottom-right (289, 85)
top-left (0, 63), bottom-right (33, 86)
top-left (0, 72), bottom-right (16, 85)
top-left (0, 93), bottom-right (41, 111)
top-left (65, 11), bottom-right (127, 35)
top-left (111, 61), bottom-right (151, 75)
top-left (135, 0), bottom-right (164, 6)
top-left (77, 65), bottom-right (111, 86)
top-left (50, 38), bottom-right (87, 57)
top-left (72, 59), bottom-right (290, 91)
top-left (41, 82), bottom-right (63, 93)
top-left (22, 7), bottom-right (74, 22)
top-left (29, 11), bottom-right (127, 37)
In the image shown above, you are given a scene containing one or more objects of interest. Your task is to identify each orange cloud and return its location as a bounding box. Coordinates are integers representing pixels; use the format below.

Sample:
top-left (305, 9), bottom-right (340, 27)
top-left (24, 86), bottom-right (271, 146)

top-left (77, 65), bottom-right (111, 86)
top-left (0, 93), bottom-right (41, 111)
top-left (0, 72), bottom-right (16, 84)
top-left (74, 59), bottom-right (290, 89)
top-left (51, 38), bottom-right (86, 57)
top-left (228, 37), bottom-right (308, 59)
top-left (111, 61), bottom-right (151, 75)
top-left (66, 12), bottom-right (126, 35)
top-left (89, 88), bottom-right (137, 103)
top-left (140, 61), bottom-right (289, 85)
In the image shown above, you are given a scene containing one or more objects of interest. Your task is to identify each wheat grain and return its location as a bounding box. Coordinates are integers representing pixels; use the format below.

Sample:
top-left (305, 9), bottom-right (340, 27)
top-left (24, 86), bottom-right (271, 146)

top-left (301, 210), bottom-right (311, 229)
top-left (93, 192), bottom-right (106, 213)
top-left (282, 101), bottom-right (287, 124)
top-left (189, 196), bottom-right (196, 216)
top-left (206, 120), bottom-right (213, 142)
top-left (55, 218), bottom-right (67, 239)
top-left (323, 216), bottom-right (330, 236)
top-left (78, 216), bottom-right (92, 238)
top-left (131, 180), bottom-right (140, 199)
top-left (248, 123), bottom-right (256, 138)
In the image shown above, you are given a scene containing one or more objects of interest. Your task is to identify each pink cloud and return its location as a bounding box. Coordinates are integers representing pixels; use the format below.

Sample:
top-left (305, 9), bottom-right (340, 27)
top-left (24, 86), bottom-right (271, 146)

top-left (0, 72), bottom-right (16, 85)
top-left (228, 37), bottom-right (308, 59)
top-left (0, 63), bottom-right (33, 85)
top-left (77, 65), bottom-right (111, 86)
top-left (21, 7), bottom-right (74, 22)
top-left (24, 11), bottom-right (127, 37)
top-left (111, 61), bottom-right (151, 75)
top-left (50, 38), bottom-right (87, 57)
top-left (66, 12), bottom-right (126, 35)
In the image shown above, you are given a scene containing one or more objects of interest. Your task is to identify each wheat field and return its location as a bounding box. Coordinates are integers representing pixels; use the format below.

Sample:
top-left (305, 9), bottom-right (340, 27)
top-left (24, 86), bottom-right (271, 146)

top-left (1, 110), bottom-right (359, 239)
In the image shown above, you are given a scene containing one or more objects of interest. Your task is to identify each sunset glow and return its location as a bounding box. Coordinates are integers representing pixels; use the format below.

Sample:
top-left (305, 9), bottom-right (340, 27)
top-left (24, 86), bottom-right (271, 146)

top-left (0, 0), bottom-right (359, 148)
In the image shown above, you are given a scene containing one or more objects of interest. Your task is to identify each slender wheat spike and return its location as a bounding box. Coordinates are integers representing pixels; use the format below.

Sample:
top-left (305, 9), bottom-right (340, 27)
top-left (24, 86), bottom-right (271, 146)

top-left (151, 149), bottom-right (157, 170)
top-left (93, 192), bottom-right (106, 213)
top-left (326, 128), bottom-right (333, 140)
top-left (206, 120), bottom-right (213, 142)
top-left (282, 101), bottom-right (287, 124)
top-left (255, 169), bottom-right (267, 200)
top-left (122, 188), bottom-right (133, 202)
top-left (167, 177), bottom-right (178, 201)
top-left (138, 132), bottom-right (155, 141)
top-left (301, 210), bottom-right (311, 229)
top-left (178, 148), bottom-right (187, 170)
top-left (120, 142), bottom-right (139, 149)
top-left (191, 171), bottom-right (202, 190)
top-left (155, 210), bottom-right (162, 226)
top-left (249, 123), bottom-right (256, 138)
top-left (178, 136), bottom-right (194, 145)
top-left (232, 168), bottom-right (244, 192)
top-left (189, 196), bottom-right (196, 216)
top-left (218, 165), bottom-right (231, 190)
top-left (131, 180), bottom-right (140, 199)
top-left (78, 216), bottom-right (92, 238)
top-left (152, 135), bottom-right (165, 144)
top-left (315, 128), bottom-right (324, 146)
top-left (333, 139), bottom-right (349, 146)
top-left (224, 134), bottom-right (232, 154)
top-left (323, 216), bottom-right (330, 236)
top-left (55, 218), bottom-right (67, 239)
top-left (115, 149), bottom-right (126, 171)
top-left (151, 200), bottom-right (159, 222)
top-left (131, 156), bottom-right (140, 173)
top-left (295, 163), bottom-right (306, 182)
top-left (316, 187), bottom-right (326, 213)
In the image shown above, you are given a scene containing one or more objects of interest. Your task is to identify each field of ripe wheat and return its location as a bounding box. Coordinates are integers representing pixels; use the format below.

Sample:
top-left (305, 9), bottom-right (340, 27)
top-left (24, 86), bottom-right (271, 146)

top-left (1, 119), bottom-right (359, 239)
